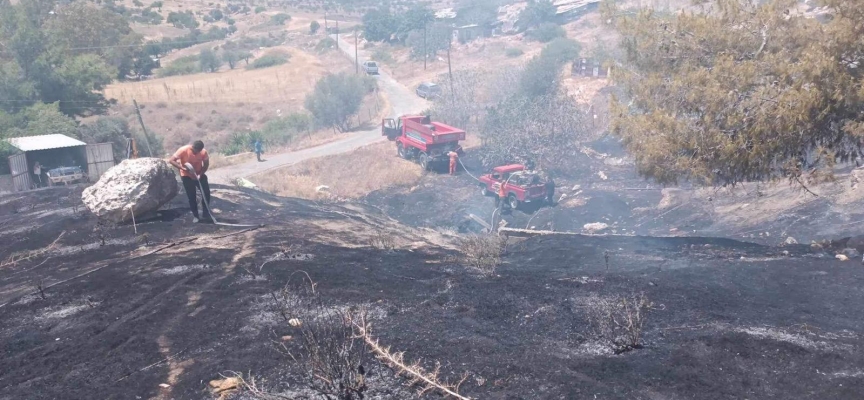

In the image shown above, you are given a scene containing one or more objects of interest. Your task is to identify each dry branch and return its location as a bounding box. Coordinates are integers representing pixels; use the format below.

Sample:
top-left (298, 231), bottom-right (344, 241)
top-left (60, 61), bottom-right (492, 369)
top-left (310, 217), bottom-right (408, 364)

top-left (1, 231), bottom-right (65, 268)
top-left (350, 314), bottom-right (471, 400)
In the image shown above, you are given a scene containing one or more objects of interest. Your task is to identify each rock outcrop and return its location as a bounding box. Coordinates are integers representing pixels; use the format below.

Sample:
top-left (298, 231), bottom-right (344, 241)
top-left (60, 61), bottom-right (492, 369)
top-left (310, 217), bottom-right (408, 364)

top-left (82, 158), bottom-right (178, 223)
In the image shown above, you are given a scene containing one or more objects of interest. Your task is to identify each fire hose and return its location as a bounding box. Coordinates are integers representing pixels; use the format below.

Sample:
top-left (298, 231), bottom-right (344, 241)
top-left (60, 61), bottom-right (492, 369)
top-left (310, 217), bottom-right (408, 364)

top-left (185, 163), bottom-right (261, 228)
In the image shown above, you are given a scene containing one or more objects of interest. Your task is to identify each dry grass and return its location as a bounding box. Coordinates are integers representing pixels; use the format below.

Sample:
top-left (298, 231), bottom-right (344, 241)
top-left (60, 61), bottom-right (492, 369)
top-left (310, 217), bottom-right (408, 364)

top-left (250, 142), bottom-right (422, 200)
top-left (106, 47), bottom-right (324, 105)
top-left (210, 152), bottom-right (257, 170)
top-left (104, 46), bottom-right (355, 155)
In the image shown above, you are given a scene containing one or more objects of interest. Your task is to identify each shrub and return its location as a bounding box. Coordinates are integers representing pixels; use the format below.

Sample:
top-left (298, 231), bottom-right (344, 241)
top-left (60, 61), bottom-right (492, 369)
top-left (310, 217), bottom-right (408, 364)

top-left (304, 73), bottom-right (367, 132)
top-left (315, 37), bottom-right (336, 52)
top-left (310, 20), bottom-right (320, 34)
top-left (540, 38), bottom-right (580, 64)
top-left (505, 47), bottom-right (524, 57)
top-left (527, 22), bottom-right (566, 43)
top-left (254, 5), bottom-right (266, 13)
top-left (369, 229), bottom-right (396, 251)
top-left (371, 47), bottom-right (393, 64)
top-left (156, 55), bottom-right (199, 77)
top-left (458, 234), bottom-right (505, 277)
top-left (270, 13), bottom-right (291, 25)
top-left (199, 48), bottom-right (223, 72)
top-left (585, 293), bottom-right (652, 354)
top-left (261, 112), bottom-right (312, 143)
top-left (248, 52), bottom-right (290, 69)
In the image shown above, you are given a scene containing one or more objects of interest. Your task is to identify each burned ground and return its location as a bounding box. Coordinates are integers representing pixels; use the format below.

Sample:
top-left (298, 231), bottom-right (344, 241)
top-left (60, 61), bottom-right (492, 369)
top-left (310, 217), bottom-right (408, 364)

top-left (363, 136), bottom-right (864, 247)
top-left (1, 185), bottom-right (863, 399)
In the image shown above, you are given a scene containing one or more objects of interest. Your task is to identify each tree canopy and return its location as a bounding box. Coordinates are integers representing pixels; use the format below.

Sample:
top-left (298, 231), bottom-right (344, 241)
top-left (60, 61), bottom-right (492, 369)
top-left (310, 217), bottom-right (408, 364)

top-left (304, 73), bottom-right (370, 132)
top-left (609, 0), bottom-right (864, 186)
top-left (0, 0), bottom-right (140, 116)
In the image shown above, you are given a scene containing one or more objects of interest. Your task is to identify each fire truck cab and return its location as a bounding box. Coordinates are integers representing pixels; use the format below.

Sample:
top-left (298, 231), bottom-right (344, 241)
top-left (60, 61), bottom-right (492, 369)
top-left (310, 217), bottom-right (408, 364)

top-left (478, 164), bottom-right (548, 209)
top-left (382, 115), bottom-right (465, 171)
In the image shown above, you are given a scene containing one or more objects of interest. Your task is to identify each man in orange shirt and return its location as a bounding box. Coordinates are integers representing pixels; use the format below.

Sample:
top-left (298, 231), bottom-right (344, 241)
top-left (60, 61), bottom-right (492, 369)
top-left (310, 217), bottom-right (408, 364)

top-left (169, 140), bottom-right (211, 223)
top-left (447, 151), bottom-right (458, 175)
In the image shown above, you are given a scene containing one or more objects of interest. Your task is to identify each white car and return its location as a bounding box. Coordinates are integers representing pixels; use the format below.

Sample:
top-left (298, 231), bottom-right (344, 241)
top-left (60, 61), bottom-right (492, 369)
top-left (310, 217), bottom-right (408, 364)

top-left (362, 60), bottom-right (379, 75)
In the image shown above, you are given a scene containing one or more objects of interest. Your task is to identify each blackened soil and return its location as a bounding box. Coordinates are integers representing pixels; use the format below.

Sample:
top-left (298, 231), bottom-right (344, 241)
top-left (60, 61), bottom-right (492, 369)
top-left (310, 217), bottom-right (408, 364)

top-left (1, 185), bottom-right (863, 399)
top-left (363, 138), bottom-right (864, 246)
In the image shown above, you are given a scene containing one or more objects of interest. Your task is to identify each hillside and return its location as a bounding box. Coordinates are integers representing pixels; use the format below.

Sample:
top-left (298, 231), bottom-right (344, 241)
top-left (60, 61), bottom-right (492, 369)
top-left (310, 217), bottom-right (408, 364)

top-left (1, 185), bottom-right (863, 399)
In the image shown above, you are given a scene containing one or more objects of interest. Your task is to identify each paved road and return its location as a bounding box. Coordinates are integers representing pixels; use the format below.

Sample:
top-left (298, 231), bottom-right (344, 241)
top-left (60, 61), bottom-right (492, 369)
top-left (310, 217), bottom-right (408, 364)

top-left (209, 35), bottom-right (429, 184)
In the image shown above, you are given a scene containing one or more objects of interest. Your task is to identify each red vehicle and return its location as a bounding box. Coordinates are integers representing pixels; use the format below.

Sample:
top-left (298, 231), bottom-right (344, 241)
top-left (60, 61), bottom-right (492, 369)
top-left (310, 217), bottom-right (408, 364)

top-left (382, 115), bottom-right (465, 171)
top-left (479, 164), bottom-right (547, 209)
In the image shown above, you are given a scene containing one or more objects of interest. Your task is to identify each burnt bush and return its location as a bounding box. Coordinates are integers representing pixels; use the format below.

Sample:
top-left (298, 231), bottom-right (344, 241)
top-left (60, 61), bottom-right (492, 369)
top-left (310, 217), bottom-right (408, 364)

top-left (458, 234), bottom-right (505, 277)
top-left (272, 276), bottom-right (368, 399)
top-left (585, 292), bottom-right (652, 354)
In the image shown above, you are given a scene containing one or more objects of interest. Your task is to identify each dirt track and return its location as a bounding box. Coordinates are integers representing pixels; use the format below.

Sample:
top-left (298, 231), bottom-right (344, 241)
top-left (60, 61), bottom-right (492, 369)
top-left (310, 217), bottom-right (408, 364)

top-left (207, 33), bottom-right (430, 185)
top-left (1, 185), bottom-right (863, 399)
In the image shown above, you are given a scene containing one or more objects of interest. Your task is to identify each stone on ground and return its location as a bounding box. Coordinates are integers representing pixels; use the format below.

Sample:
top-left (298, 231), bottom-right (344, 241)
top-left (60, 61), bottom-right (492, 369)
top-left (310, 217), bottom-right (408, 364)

top-left (82, 158), bottom-right (178, 223)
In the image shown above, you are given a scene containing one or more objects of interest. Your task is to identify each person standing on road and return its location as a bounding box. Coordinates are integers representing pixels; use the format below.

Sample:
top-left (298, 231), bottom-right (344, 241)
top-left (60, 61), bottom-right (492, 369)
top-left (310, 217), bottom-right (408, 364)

top-left (254, 139), bottom-right (263, 162)
top-left (32, 162), bottom-right (42, 188)
top-left (448, 150), bottom-right (458, 175)
top-left (169, 140), bottom-right (212, 223)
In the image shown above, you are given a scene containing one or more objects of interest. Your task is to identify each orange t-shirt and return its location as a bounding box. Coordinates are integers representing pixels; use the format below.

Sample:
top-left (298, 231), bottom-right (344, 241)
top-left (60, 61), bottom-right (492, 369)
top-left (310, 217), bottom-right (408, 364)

top-left (173, 145), bottom-right (209, 177)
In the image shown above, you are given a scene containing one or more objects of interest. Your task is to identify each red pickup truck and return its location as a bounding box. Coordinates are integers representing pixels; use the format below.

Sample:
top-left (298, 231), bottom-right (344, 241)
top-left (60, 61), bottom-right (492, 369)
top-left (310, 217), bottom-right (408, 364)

top-left (478, 164), bottom-right (547, 209)
top-left (382, 115), bottom-right (465, 171)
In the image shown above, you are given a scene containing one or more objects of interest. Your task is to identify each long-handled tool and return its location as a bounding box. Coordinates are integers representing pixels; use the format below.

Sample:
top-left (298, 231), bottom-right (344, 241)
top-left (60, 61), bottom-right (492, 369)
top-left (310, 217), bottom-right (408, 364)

top-left (185, 163), bottom-right (261, 228)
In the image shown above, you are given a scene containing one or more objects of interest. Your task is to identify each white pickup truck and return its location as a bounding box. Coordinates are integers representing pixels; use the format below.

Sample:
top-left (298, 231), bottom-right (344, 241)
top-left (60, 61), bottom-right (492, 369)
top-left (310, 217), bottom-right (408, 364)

top-left (362, 60), bottom-right (379, 75)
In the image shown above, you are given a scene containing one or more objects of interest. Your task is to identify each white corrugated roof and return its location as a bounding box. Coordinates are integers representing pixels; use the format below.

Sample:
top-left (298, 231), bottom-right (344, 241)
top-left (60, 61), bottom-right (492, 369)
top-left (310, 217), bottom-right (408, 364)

top-left (6, 134), bottom-right (87, 152)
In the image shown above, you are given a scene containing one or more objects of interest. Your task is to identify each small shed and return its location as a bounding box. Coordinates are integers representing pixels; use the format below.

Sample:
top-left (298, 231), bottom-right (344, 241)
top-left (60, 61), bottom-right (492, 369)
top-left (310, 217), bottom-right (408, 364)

top-left (6, 134), bottom-right (114, 192)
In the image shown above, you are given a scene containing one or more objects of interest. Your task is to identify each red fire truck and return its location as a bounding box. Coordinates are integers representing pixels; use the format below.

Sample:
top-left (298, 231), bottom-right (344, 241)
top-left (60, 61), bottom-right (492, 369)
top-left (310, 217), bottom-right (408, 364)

top-left (382, 115), bottom-right (465, 171)
top-left (478, 164), bottom-right (548, 209)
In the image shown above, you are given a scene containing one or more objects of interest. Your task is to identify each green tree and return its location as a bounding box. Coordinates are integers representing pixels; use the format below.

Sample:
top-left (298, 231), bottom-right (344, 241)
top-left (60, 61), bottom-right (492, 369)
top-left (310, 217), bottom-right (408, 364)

top-left (304, 72), bottom-right (367, 132)
top-left (209, 9), bottom-right (223, 21)
top-left (517, 0), bottom-right (557, 31)
top-left (518, 39), bottom-right (579, 98)
top-left (150, 1), bottom-right (163, 11)
top-left (199, 48), bottom-right (222, 72)
top-left (395, 5), bottom-right (435, 43)
top-left (223, 50), bottom-right (239, 69)
top-left (0, 0), bottom-right (117, 117)
top-left (526, 22), bottom-right (565, 42)
top-left (167, 11), bottom-right (198, 29)
top-left (0, 103), bottom-right (78, 139)
top-left (363, 8), bottom-right (396, 42)
top-left (271, 13), bottom-right (291, 25)
top-left (406, 23), bottom-right (451, 60)
top-left (310, 20), bottom-right (321, 34)
top-left (455, 0), bottom-right (501, 27)
top-left (609, 0), bottom-right (864, 186)
top-left (237, 51), bottom-right (253, 65)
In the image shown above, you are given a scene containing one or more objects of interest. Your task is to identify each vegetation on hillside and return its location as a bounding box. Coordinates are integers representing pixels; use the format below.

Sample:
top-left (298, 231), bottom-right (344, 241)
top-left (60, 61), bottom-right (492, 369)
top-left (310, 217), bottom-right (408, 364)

top-left (609, 0), bottom-right (864, 186)
top-left (304, 73), bottom-right (375, 133)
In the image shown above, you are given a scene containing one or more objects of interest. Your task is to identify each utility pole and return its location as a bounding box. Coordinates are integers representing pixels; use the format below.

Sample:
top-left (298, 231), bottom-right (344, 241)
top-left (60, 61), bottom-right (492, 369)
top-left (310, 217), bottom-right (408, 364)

top-left (423, 22), bottom-right (427, 70)
top-left (324, 11), bottom-right (328, 31)
top-left (355, 25), bottom-right (359, 74)
top-left (132, 99), bottom-right (154, 157)
top-left (447, 28), bottom-right (454, 107)
top-left (336, 19), bottom-right (339, 49)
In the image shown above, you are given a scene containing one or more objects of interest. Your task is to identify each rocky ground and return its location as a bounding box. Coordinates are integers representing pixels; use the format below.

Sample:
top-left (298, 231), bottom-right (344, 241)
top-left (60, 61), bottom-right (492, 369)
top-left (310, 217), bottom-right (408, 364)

top-left (1, 184), bottom-right (863, 399)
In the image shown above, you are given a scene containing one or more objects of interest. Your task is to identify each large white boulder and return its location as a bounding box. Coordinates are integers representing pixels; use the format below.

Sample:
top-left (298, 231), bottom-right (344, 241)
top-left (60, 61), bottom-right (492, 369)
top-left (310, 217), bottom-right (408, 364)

top-left (82, 158), bottom-right (178, 223)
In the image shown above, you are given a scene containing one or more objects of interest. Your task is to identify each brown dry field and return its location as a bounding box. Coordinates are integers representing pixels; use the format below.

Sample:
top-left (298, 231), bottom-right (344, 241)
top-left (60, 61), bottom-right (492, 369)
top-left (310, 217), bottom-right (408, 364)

top-left (105, 42), bottom-right (356, 154)
top-left (105, 47), bottom-right (324, 105)
top-left (250, 141), bottom-right (423, 200)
